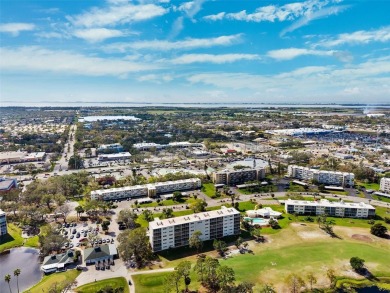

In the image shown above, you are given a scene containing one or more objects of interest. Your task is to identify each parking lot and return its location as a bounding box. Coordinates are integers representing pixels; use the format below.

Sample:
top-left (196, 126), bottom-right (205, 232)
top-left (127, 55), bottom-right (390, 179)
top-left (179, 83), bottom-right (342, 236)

top-left (59, 222), bottom-right (115, 250)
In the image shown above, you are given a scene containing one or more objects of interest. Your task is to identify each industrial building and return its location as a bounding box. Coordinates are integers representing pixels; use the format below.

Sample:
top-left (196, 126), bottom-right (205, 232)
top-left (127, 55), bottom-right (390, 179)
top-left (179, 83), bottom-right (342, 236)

top-left (0, 151), bottom-right (46, 164)
top-left (285, 199), bottom-right (375, 218)
top-left (149, 206), bottom-right (240, 252)
top-left (133, 141), bottom-right (203, 151)
top-left (212, 168), bottom-right (266, 186)
top-left (97, 143), bottom-right (124, 154)
top-left (287, 165), bottom-right (354, 187)
top-left (97, 152), bottom-right (131, 161)
top-left (0, 177), bottom-right (18, 192)
top-left (91, 178), bottom-right (201, 200)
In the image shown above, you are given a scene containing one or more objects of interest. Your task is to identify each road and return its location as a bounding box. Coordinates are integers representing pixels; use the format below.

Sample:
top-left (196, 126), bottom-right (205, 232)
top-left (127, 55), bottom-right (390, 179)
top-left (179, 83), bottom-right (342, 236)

top-left (54, 124), bottom-right (77, 172)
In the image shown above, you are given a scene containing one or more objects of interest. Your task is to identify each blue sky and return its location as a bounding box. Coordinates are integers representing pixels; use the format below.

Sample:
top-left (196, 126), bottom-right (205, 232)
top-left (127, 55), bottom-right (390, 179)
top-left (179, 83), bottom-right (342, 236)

top-left (1, 0), bottom-right (389, 104)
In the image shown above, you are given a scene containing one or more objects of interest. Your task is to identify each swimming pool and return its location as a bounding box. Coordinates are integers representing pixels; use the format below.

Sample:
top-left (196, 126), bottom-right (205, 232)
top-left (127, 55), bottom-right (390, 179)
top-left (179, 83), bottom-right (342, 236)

top-left (244, 217), bottom-right (269, 226)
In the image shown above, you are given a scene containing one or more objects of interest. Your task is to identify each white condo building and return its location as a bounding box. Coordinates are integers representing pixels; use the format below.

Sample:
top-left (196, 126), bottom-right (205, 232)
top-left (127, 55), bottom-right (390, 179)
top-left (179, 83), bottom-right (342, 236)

top-left (213, 168), bottom-right (266, 186)
top-left (149, 206), bottom-right (240, 252)
top-left (285, 199), bottom-right (375, 218)
top-left (380, 178), bottom-right (390, 193)
top-left (0, 209), bottom-right (7, 236)
top-left (91, 178), bottom-right (201, 200)
top-left (288, 165), bottom-right (354, 187)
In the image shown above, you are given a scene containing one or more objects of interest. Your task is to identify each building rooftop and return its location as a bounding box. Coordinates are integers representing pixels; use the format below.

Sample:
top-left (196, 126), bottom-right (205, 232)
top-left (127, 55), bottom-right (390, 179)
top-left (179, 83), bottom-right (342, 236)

top-left (285, 199), bottom-right (375, 209)
top-left (0, 178), bottom-right (17, 191)
top-left (84, 244), bottom-right (117, 261)
top-left (149, 206), bottom-right (239, 229)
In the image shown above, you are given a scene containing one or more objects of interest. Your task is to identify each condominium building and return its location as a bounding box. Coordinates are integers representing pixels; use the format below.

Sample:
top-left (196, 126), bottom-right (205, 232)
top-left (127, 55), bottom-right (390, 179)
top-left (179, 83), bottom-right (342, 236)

top-left (149, 206), bottom-right (240, 252)
top-left (212, 168), bottom-right (266, 186)
top-left (0, 209), bottom-right (7, 236)
top-left (287, 165), bottom-right (354, 187)
top-left (285, 199), bottom-right (375, 218)
top-left (380, 178), bottom-right (390, 193)
top-left (91, 178), bottom-right (201, 200)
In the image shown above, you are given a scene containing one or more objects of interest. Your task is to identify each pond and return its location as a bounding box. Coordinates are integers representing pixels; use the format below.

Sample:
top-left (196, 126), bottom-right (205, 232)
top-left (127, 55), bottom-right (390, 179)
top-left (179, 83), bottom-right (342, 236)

top-left (0, 247), bottom-right (42, 292)
top-left (356, 287), bottom-right (383, 293)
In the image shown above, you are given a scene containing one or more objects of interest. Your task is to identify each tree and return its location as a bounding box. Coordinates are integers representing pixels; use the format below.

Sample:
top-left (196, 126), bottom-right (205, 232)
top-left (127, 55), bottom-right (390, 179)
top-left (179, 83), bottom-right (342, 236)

top-left (56, 203), bottom-right (71, 223)
top-left (194, 254), bottom-right (207, 282)
top-left (203, 256), bottom-right (220, 291)
top-left (172, 191), bottom-right (183, 202)
top-left (326, 268), bottom-right (336, 287)
top-left (102, 220), bottom-right (110, 233)
top-left (190, 199), bottom-right (207, 213)
top-left (189, 230), bottom-right (203, 253)
top-left (142, 210), bottom-right (154, 222)
top-left (117, 209), bottom-right (139, 230)
top-left (258, 283), bottom-right (276, 293)
top-left (370, 223), bottom-right (388, 237)
top-left (235, 281), bottom-right (255, 293)
top-left (350, 257), bottom-right (365, 272)
top-left (235, 237), bottom-right (243, 249)
top-left (165, 271), bottom-right (182, 293)
top-left (117, 227), bottom-right (152, 268)
top-left (161, 208), bottom-right (174, 219)
top-left (13, 269), bottom-right (21, 293)
top-left (307, 273), bottom-right (317, 291)
top-left (216, 265), bottom-right (235, 291)
top-left (75, 205), bottom-right (84, 221)
top-left (39, 226), bottom-right (68, 255)
top-left (285, 273), bottom-right (305, 293)
top-left (213, 239), bottom-right (228, 256)
top-left (68, 155), bottom-right (84, 169)
top-left (251, 227), bottom-right (262, 242)
top-left (175, 261), bottom-right (191, 292)
top-left (5, 274), bottom-right (12, 293)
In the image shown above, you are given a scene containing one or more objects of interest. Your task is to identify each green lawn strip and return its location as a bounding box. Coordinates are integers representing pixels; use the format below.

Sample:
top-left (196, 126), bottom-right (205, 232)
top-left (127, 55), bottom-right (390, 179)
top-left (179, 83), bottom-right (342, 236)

top-left (223, 242), bottom-right (390, 286)
top-left (75, 277), bottom-right (129, 293)
top-left (0, 223), bottom-right (24, 252)
top-left (371, 194), bottom-right (390, 203)
top-left (137, 198), bottom-right (198, 208)
top-left (26, 270), bottom-right (81, 293)
top-left (201, 183), bottom-right (216, 197)
top-left (237, 185), bottom-right (277, 195)
top-left (357, 182), bottom-right (380, 191)
top-left (132, 270), bottom-right (200, 293)
top-left (24, 236), bottom-right (40, 248)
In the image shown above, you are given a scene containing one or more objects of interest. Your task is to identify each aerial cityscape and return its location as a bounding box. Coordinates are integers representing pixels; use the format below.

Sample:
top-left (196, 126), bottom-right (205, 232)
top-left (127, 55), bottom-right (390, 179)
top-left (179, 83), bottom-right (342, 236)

top-left (1, 0), bottom-right (390, 293)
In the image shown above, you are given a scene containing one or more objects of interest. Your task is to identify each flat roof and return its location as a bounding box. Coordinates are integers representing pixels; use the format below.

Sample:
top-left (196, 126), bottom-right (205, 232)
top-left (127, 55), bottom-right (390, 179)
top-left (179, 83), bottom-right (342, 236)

top-left (285, 199), bottom-right (375, 209)
top-left (149, 207), bottom-right (239, 229)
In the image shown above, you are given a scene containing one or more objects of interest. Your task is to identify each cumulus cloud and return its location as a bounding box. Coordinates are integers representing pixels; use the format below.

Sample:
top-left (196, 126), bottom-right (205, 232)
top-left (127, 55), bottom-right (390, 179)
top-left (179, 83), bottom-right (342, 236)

top-left (73, 28), bottom-right (126, 43)
top-left (267, 48), bottom-right (335, 60)
top-left (104, 34), bottom-right (243, 52)
top-left (315, 26), bottom-right (390, 47)
top-left (0, 23), bottom-right (36, 36)
top-left (171, 53), bottom-right (260, 64)
top-left (0, 46), bottom-right (157, 78)
top-left (67, 2), bottom-right (168, 27)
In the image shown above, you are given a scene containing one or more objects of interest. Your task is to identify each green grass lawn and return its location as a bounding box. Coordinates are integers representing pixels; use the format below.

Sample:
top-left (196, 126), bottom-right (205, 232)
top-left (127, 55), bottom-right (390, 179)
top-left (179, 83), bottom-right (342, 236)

top-left (137, 198), bottom-right (198, 208)
top-left (371, 194), bottom-right (390, 203)
top-left (0, 223), bottom-right (24, 252)
top-left (76, 277), bottom-right (129, 293)
top-left (26, 270), bottom-right (81, 293)
top-left (201, 183), bottom-right (216, 197)
top-left (358, 182), bottom-right (380, 191)
top-left (24, 235), bottom-right (40, 248)
top-left (132, 271), bottom-right (200, 293)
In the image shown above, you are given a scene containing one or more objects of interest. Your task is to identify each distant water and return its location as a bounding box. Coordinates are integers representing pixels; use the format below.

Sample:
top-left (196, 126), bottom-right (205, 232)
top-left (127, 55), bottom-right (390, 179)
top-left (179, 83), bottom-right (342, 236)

top-left (79, 115), bottom-right (140, 121)
top-left (0, 247), bottom-right (42, 293)
top-left (356, 286), bottom-right (384, 293)
top-left (1, 101), bottom-right (390, 108)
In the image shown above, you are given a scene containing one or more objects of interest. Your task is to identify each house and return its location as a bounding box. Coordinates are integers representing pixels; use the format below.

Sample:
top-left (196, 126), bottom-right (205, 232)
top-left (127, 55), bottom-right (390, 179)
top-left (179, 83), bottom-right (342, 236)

top-left (246, 207), bottom-right (282, 219)
top-left (41, 250), bottom-right (76, 273)
top-left (84, 244), bottom-right (117, 265)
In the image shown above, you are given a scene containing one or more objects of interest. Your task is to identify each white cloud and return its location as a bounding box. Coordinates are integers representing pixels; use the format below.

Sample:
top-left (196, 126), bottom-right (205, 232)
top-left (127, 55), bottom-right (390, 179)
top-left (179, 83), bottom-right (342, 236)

top-left (0, 23), bottom-right (36, 36)
top-left (204, 0), bottom-right (337, 23)
top-left (171, 53), bottom-right (260, 64)
top-left (0, 46), bottom-right (158, 78)
top-left (316, 26), bottom-right (390, 47)
top-left (137, 73), bottom-right (173, 83)
top-left (267, 48), bottom-right (335, 60)
top-left (178, 0), bottom-right (205, 18)
top-left (67, 2), bottom-right (168, 27)
top-left (280, 5), bottom-right (349, 36)
top-left (104, 34), bottom-right (243, 52)
top-left (73, 28), bottom-right (126, 43)
top-left (203, 12), bottom-right (225, 21)
top-left (169, 16), bottom-right (184, 39)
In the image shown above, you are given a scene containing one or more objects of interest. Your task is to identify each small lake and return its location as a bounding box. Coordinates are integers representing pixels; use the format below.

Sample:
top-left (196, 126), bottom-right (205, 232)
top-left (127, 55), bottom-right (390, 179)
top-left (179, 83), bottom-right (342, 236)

top-left (79, 115), bottom-right (141, 122)
top-left (0, 247), bottom-right (42, 292)
top-left (356, 287), bottom-right (383, 293)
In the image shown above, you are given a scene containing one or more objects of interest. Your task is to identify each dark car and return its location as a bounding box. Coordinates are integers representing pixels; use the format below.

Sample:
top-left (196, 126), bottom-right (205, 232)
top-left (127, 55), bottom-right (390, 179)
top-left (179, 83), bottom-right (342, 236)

top-left (76, 233), bottom-right (80, 238)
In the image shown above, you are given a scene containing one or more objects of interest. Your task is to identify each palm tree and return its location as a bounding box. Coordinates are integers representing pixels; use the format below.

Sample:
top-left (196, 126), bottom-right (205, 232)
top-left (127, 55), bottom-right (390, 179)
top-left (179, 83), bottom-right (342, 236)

top-left (4, 274), bottom-right (12, 293)
top-left (14, 269), bottom-right (21, 293)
